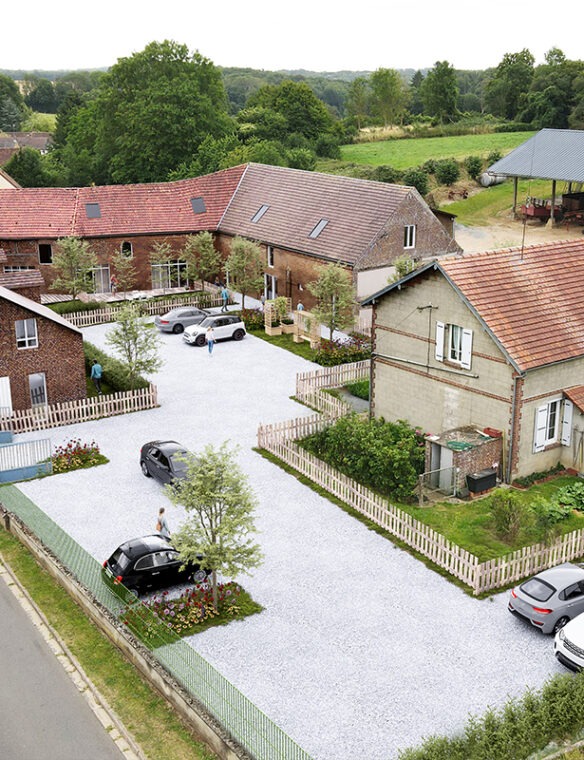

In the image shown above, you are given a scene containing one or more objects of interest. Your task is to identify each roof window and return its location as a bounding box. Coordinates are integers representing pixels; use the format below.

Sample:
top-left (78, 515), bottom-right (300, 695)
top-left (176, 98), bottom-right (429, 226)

top-left (191, 197), bottom-right (206, 214)
top-left (85, 203), bottom-right (101, 219)
top-left (251, 204), bottom-right (269, 223)
top-left (309, 218), bottom-right (329, 239)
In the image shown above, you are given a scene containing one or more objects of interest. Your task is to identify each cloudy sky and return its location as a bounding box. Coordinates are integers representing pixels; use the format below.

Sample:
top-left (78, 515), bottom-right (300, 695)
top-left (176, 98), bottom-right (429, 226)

top-left (4, 0), bottom-right (581, 73)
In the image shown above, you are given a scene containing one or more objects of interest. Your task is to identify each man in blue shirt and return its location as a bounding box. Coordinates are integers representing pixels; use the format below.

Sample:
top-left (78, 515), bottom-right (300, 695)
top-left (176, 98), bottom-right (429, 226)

top-left (90, 360), bottom-right (103, 394)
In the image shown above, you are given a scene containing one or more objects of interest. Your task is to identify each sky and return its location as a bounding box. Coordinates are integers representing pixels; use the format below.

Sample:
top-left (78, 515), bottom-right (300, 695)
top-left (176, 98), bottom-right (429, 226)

top-left (3, 0), bottom-right (582, 74)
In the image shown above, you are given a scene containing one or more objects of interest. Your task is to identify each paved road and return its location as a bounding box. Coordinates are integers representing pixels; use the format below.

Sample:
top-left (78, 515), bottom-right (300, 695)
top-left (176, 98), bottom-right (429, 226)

top-left (16, 319), bottom-right (566, 759)
top-left (0, 567), bottom-right (125, 760)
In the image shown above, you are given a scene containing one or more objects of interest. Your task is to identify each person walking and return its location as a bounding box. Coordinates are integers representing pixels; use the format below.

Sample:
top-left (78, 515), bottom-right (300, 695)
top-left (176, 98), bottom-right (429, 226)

top-left (206, 326), bottom-right (215, 356)
top-left (90, 360), bottom-right (103, 394)
top-left (220, 286), bottom-right (229, 312)
top-left (156, 507), bottom-right (170, 538)
top-left (109, 273), bottom-right (118, 295)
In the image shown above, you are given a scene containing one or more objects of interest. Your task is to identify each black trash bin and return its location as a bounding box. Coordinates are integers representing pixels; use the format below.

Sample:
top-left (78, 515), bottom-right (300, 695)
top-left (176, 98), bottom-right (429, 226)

top-left (466, 468), bottom-right (497, 493)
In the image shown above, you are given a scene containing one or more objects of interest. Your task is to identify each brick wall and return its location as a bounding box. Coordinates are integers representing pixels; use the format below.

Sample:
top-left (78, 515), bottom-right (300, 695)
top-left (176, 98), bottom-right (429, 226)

top-left (0, 298), bottom-right (86, 410)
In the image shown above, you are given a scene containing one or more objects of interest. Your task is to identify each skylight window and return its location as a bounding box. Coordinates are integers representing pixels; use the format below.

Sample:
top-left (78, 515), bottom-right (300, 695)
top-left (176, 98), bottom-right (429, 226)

top-left (309, 219), bottom-right (329, 239)
top-left (251, 204), bottom-right (269, 223)
top-left (190, 197), bottom-right (206, 214)
top-left (85, 203), bottom-right (101, 219)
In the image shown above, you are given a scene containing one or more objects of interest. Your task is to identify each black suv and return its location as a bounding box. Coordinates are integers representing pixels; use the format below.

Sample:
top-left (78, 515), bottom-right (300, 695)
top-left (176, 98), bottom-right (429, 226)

top-left (140, 440), bottom-right (191, 484)
top-left (103, 534), bottom-right (209, 594)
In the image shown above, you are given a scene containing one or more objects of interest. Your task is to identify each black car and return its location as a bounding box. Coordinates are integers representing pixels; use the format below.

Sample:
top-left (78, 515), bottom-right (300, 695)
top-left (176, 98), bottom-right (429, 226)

top-left (103, 534), bottom-right (209, 594)
top-left (140, 440), bottom-right (191, 484)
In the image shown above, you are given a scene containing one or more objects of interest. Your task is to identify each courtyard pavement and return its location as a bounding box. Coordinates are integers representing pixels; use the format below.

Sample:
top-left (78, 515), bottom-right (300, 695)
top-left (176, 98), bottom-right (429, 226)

top-left (15, 317), bottom-right (565, 760)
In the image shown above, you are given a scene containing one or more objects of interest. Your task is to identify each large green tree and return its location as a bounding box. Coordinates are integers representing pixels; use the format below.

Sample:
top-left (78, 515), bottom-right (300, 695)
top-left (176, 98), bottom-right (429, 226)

top-left (225, 237), bottom-right (264, 308)
top-left (57, 40), bottom-right (234, 184)
top-left (307, 262), bottom-right (355, 340)
top-left (484, 49), bottom-right (535, 120)
top-left (166, 442), bottom-right (263, 611)
top-left (0, 73), bottom-right (26, 130)
top-left (346, 77), bottom-right (371, 129)
top-left (49, 237), bottom-right (98, 299)
top-left (518, 49), bottom-right (584, 129)
top-left (370, 68), bottom-right (409, 127)
top-left (421, 61), bottom-right (459, 123)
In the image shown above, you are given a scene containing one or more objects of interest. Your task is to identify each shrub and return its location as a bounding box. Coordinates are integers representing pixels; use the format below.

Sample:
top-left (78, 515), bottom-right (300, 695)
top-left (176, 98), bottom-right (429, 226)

top-left (238, 308), bottom-right (264, 330)
top-left (83, 341), bottom-right (149, 392)
top-left (299, 415), bottom-right (425, 502)
top-left (49, 300), bottom-right (104, 315)
top-left (346, 379), bottom-right (369, 400)
top-left (421, 159), bottom-right (438, 174)
top-left (313, 336), bottom-right (371, 366)
top-left (512, 463), bottom-right (564, 488)
top-left (434, 159), bottom-right (460, 186)
top-left (373, 164), bottom-right (402, 184)
top-left (555, 481), bottom-right (584, 511)
top-left (487, 150), bottom-right (503, 165)
top-left (464, 155), bottom-right (483, 180)
top-left (490, 490), bottom-right (529, 542)
top-left (531, 496), bottom-right (571, 545)
top-left (401, 167), bottom-right (430, 195)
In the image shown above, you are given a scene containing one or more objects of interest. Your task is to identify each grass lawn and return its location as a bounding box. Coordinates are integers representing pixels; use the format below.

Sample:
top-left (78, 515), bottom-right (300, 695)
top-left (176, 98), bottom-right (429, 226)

top-left (397, 475), bottom-right (584, 562)
top-left (247, 327), bottom-right (317, 361)
top-left (0, 529), bottom-right (216, 760)
top-left (338, 131), bottom-right (535, 170)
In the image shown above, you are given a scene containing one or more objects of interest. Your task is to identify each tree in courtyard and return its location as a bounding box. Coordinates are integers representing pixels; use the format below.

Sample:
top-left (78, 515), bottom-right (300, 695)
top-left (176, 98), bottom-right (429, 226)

top-left (166, 442), bottom-right (263, 611)
top-left (110, 250), bottom-right (138, 296)
top-left (421, 61), bottom-right (459, 123)
top-left (182, 232), bottom-right (221, 290)
top-left (149, 241), bottom-right (175, 292)
top-left (49, 237), bottom-right (97, 300)
top-left (225, 237), bottom-right (264, 309)
top-left (307, 262), bottom-right (355, 340)
top-left (370, 68), bottom-right (409, 127)
top-left (105, 303), bottom-right (163, 389)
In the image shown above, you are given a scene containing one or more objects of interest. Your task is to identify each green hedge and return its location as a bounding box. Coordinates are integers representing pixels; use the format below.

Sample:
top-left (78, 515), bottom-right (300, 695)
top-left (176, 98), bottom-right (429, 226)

top-left (398, 671), bottom-right (584, 760)
top-left (83, 341), bottom-right (149, 391)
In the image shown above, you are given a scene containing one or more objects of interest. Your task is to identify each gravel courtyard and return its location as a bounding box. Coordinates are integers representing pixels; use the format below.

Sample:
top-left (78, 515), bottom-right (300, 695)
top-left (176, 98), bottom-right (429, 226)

top-left (16, 320), bottom-right (565, 759)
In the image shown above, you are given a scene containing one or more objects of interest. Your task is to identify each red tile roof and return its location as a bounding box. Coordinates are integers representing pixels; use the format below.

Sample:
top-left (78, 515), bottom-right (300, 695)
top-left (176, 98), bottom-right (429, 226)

top-left (439, 239), bottom-right (584, 372)
top-left (565, 385), bottom-right (584, 413)
top-left (0, 165), bottom-right (246, 239)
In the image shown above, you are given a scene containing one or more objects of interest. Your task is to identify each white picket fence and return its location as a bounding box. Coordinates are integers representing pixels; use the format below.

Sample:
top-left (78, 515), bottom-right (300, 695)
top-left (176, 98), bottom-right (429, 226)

top-left (296, 360), bottom-right (370, 417)
top-left (64, 293), bottom-right (224, 327)
top-left (0, 385), bottom-right (158, 434)
top-left (0, 438), bottom-right (52, 472)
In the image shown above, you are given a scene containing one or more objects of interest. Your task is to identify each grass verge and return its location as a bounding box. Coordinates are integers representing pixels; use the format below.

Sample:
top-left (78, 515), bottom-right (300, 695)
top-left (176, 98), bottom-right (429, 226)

top-left (0, 528), bottom-right (216, 760)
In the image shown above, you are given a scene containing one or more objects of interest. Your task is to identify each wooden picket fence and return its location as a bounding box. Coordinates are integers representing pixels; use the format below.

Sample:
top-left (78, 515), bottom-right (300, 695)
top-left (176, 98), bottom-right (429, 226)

top-left (64, 293), bottom-right (224, 328)
top-left (0, 385), bottom-right (158, 434)
top-left (296, 360), bottom-right (370, 418)
top-left (259, 393), bottom-right (584, 595)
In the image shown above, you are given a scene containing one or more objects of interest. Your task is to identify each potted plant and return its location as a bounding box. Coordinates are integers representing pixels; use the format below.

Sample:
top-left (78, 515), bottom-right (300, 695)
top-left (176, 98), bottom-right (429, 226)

top-left (280, 316), bottom-right (295, 334)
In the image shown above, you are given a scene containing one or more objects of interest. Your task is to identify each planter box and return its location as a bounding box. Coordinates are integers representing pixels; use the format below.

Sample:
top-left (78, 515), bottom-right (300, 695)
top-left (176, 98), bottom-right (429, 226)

top-left (281, 322), bottom-right (295, 334)
top-left (265, 324), bottom-right (282, 336)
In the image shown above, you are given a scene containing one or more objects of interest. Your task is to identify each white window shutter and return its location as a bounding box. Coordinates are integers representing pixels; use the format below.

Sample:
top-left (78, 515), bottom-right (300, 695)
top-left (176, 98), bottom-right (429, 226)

top-left (534, 405), bottom-right (548, 452)
top-left (461, 329), bottom-right (473, 370)
top-left (561, 399), bottom-right (573, 446)
top-left (435, 321), bottom-right (445, 362)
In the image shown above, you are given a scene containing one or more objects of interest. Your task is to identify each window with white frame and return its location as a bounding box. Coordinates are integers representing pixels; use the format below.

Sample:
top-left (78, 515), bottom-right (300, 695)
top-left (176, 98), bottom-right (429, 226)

top-left (404, 225), bottom-right (416, 249)
top-left (533, 398), bottom-right (573, 452)
top-left (151, 261), bottom-right (188, 289)
top-left (435, 321), bottom-right (472, 370)
top-left (16, 318), bottom-right (38, 349)
top-left (267, 246), bottom-right (274, 268)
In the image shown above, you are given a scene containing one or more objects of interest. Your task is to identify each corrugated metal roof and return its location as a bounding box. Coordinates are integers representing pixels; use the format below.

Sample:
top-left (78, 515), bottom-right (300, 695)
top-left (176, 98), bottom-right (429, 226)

top-left (487, 129), bottom-right (584, 183)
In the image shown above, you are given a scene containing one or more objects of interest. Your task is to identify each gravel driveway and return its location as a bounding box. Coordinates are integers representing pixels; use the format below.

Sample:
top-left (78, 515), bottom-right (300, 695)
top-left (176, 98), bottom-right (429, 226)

top-left (16, 319), bottom-right (565, 759)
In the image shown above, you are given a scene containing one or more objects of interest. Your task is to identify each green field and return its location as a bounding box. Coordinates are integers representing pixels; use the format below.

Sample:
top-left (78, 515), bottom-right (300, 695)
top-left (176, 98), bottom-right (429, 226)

top-left (340, 131), bottom-right (535, 169)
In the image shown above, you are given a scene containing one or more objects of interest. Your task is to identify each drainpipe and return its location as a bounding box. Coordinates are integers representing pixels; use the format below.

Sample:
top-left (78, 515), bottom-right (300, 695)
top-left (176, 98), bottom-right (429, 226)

top-left (507, 373), bottom-right (523, 484)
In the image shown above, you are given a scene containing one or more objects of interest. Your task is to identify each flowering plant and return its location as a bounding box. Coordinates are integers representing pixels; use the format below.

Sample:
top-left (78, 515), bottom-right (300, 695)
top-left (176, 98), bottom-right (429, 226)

top-left (52, 438), bottom-right (106, 473)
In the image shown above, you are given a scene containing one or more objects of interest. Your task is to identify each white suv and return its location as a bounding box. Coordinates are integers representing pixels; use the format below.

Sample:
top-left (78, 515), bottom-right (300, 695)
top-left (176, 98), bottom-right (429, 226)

top-left (182, 314), bottom-right (246, 346)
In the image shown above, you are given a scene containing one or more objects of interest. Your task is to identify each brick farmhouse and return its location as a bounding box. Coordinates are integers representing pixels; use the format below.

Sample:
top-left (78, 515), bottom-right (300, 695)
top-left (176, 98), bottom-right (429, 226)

top-left (362, 239), bottom-right (584, 483)
top-left (0, 163), bottom-right (460, 311)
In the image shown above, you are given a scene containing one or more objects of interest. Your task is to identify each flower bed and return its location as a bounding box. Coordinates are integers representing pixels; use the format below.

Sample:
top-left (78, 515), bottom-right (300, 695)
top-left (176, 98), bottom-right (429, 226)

top-left (52, 438), bottom-right (108, 473)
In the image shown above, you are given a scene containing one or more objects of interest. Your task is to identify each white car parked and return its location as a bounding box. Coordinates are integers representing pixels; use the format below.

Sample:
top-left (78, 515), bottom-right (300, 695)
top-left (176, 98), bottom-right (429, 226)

top-left (555, 613), bottom-right (584, 671)
top-left (182, 314), bottom-right (246, 346)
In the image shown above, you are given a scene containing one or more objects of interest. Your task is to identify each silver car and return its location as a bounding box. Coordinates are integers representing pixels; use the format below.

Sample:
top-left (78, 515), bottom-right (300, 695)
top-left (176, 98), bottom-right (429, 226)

top-left (508, 563), bottom-right (584, 634)
top-left (182, 314), bottom-right (246, 346)
top-left (154, 306), bottom-right (209, 334)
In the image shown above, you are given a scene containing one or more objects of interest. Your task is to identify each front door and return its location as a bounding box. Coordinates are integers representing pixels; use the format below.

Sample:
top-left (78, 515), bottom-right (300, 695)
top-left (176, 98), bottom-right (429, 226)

top-left (264, 273), bottom-right (277, 300)
top-left (91, 266), bottom-right (111, 294)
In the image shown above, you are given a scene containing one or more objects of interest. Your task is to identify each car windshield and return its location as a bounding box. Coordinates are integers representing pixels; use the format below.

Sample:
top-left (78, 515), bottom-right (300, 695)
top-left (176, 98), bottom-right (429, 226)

top-left (520, 577), bottom-right (556, 602)
top-left (170, 452), bottom-right (189, 475)
top-left (198, 317), bottom-right (215, 328)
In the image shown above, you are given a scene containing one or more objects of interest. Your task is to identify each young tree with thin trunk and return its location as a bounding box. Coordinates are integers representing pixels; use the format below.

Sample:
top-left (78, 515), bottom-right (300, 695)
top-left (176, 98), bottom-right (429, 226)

top-left (166, 442), bottom-right (263, 611)
top-left (307, 262), bottom-right (355, 340)
top-left (225, 236), bottom-right (264, 308)
top-left (110, 250), bottom-right (138, 297)
top-left (183, 232), bottom-right (221, 290)
top-left (105, 303), bottom-right (163, 389)
top-left (49, 236), bottom-right (98, 300)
